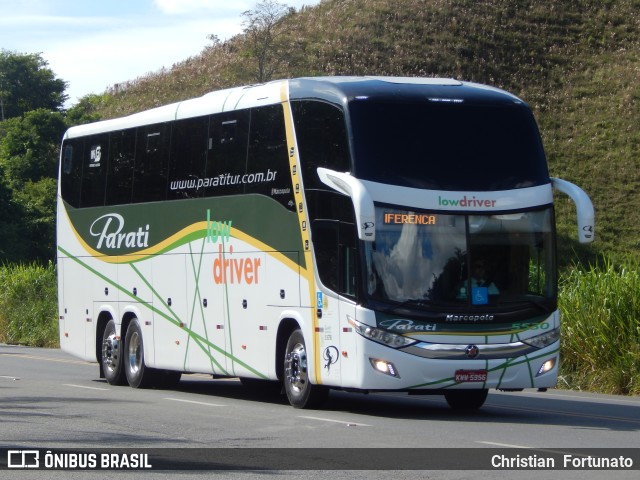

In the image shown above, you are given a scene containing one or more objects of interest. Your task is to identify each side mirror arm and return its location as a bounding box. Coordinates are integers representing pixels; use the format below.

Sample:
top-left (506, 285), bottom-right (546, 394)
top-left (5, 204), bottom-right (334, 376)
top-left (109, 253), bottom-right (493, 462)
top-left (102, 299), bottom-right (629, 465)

top-left (551, 177), bottom-right (595, 244)
top-left (317, 168), bottom-right (376, 242)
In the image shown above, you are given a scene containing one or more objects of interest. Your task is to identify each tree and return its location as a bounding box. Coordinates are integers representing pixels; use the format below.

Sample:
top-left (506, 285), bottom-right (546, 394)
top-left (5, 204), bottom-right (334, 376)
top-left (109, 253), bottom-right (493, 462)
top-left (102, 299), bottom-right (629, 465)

top-left (241, 0), bottom-right (294, 83)
top-left (0, 167), bottom-right (27, 262)
top-left (0, 109), bottom-right (67, 188)
top-left (12, 177), bottom-right (58, 261)
top-left (0, 109), bottom-right (65, 262)
top-left (0, 52), bottom-right (69, 263)
top-left (66, 93), bottom-right (106, 126)
top-left (0, 50), bottom-right (67, 120)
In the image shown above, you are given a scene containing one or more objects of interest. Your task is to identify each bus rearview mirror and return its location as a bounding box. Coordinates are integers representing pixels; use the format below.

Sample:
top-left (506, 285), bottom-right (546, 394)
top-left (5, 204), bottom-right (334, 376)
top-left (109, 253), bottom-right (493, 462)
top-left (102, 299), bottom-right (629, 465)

top-left (551, 177), bottom-right (595, 244)
top-left (317, 168), bottom-right (376, 242)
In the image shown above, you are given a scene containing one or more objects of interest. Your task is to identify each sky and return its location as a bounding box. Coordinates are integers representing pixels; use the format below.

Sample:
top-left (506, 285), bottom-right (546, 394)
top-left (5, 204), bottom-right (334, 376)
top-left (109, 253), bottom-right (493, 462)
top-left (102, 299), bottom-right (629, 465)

top-left (0, 0), bottom-right (322, 107)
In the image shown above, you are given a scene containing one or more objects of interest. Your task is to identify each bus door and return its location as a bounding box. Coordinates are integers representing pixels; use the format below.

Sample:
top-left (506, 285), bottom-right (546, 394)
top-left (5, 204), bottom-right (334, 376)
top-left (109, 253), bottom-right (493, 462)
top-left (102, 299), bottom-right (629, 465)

top-left (312, 220), bottom-right (358, 385)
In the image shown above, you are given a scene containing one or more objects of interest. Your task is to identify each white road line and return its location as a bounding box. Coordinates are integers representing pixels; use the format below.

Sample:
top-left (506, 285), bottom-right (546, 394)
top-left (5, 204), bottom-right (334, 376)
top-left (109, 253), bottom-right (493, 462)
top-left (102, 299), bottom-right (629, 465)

top-left (0, 375), bottom-right (20, 380)
top-left (64, 384), bottom-right (110, 391)
top-left (298, 415), bottom-right (372, 427)
top-left (164, 397), bottom-right (226, 407)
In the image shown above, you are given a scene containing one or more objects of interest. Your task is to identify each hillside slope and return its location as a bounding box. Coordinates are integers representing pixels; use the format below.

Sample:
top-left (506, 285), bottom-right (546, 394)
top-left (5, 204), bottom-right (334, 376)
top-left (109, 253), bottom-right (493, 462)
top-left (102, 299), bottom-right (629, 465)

top-left (96, 0), bottom-right (640, 264)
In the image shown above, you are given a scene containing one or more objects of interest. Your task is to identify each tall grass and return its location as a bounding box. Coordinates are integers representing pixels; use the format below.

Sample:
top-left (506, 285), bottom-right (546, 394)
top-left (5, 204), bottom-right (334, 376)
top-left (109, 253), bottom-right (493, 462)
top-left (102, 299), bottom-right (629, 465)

top-left (559, 258), bottom-right (640, 395)
top-left (0, 262), bottom-right (58, 348)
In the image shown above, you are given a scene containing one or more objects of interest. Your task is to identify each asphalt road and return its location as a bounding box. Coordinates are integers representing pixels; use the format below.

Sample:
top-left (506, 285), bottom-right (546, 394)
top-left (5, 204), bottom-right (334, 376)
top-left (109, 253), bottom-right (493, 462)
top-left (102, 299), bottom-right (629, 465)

top-left (1, 344), bottom-right (639, 479)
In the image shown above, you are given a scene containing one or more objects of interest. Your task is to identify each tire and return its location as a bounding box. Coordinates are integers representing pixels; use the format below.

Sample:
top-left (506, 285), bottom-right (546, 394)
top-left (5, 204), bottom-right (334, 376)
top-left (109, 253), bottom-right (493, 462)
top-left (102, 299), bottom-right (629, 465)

top-left (283, 329), bottom-right (328, 409)
top-left (101, 319), bottom-right (126, 385)
top-left (123, 318), bottom-right (154, 388)
top-left (444, 389), bottom-right (489, 410)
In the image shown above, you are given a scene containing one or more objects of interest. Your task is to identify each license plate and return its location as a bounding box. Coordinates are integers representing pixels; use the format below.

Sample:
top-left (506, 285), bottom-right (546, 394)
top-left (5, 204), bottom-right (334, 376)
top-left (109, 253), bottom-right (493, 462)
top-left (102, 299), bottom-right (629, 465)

top-left (455, 369), bottom-right (487, 383)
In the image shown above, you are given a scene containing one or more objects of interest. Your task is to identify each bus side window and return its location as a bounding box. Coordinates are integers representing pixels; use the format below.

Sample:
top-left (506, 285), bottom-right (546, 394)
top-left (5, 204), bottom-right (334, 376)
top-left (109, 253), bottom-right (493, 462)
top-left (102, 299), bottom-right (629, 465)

top-left (291, 100), bottom-right (351, 190)
top-left (313, 220), bottom-right (339, 293)
top-left (61, 141), bottom-right (82, 208)
top-left (80, 134), bottom-right (109, 208)
top-left (133, 124), bottom-right (170, 203)
top-left (105, 128), bottom-right (136, 205)
top-left (246, 105), bottom-right (294, 210)
top-left (339, 221), bottom-right (357, 298)
top-left (205, 110), bottom-right (250, 197)
top-left (312, 219), bottom-right (358, 299)
top-left (168, 117), bottom-right (209, 200)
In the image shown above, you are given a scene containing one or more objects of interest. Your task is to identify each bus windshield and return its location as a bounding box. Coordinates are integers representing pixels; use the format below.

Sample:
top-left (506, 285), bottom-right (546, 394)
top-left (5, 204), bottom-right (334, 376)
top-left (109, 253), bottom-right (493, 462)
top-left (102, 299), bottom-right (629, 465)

top-left (349, 100), bottom-right (549, 191)
top-left (363, 207), bottom-right (556, 311)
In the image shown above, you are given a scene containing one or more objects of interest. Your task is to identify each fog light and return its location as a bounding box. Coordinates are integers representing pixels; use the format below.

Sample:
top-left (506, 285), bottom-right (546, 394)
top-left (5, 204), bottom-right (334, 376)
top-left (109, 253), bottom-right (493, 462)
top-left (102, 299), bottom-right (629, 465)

top-left (369, 358), bottom-right (400, 378)
top-left (537, 357), bottom-right (556, 376)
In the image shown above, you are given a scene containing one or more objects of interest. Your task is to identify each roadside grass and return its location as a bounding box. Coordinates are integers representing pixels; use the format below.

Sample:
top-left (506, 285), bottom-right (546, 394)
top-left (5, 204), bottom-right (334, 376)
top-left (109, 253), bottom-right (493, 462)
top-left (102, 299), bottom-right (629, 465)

top-left (1, 259), bottom-right (638, 395)
top-left (0, 262), bottom-right (58, 348)
top-left (559, 257), bottom-right (640, 396)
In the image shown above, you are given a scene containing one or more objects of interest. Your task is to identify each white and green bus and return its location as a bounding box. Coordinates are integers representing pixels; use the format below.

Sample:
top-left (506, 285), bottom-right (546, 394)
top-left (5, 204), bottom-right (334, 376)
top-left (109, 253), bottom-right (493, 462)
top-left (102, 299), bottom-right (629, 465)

top-left (57, 76), bottom-right (594, 409)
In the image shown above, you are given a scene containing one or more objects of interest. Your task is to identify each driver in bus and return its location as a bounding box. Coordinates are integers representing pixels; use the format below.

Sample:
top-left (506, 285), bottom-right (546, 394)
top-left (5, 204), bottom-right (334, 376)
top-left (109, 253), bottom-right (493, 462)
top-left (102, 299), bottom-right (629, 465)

top-left (456, 259), bottom-right (500, 301)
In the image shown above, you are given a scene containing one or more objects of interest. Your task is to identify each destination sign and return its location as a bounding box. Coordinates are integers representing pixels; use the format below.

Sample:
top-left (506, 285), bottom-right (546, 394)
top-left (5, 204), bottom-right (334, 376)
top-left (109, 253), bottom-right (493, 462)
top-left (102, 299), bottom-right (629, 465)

top-left (383, 213), bottom-right (437, 225)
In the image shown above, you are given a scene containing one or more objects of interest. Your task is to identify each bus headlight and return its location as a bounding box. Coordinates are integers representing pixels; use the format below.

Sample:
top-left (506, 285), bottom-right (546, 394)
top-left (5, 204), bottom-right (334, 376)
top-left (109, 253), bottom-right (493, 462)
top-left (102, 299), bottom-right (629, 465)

top-left (348, 317), bottom-right (416, 349)
top-left (537, 357), bottom-right (556, 376)
top-left (369, 358), bottom-right (400, 378)
top-left (522, 327), bottom-right (560, 349)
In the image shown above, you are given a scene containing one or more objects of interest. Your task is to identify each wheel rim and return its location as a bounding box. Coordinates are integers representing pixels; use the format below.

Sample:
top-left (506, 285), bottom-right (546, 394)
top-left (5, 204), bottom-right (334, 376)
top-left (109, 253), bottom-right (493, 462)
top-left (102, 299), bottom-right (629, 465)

top-left (127, 330), bottom-right (142, 376)
top-left (285, 342), bottom-right (308, 395)
top-left (102, 333), bottom-right (120, 374)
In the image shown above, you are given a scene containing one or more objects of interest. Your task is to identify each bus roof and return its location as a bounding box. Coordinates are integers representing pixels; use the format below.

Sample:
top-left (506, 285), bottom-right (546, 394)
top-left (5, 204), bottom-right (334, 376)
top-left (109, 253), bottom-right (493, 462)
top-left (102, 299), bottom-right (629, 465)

top-left (288, 76), bottom-right (523, 106)
top-left (63, 76), bottom-right (524, 139)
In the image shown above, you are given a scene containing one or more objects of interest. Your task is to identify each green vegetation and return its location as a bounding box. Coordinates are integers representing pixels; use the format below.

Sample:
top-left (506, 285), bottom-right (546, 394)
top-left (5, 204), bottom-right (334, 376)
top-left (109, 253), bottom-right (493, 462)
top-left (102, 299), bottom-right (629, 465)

top-left (0, 51), bottom-right (69, 263)
top-left (560, 258), bottom-right (640, 395)
top-left (0, 0), bottom-right (638, 395)
top-left (0, 263), bottom-right (58, 348)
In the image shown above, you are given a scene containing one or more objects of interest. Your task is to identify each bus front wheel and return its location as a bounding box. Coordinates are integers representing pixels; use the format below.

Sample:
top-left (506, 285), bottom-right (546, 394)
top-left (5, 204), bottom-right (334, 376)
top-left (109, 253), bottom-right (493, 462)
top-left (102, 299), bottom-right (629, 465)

top-left (284, 329), bottom-right (328, 409)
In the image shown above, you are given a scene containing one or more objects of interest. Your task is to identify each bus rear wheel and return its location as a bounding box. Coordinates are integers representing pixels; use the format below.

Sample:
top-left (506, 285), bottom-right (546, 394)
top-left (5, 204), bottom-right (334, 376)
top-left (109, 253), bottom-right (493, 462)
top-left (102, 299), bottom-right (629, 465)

top-left (123, 318), bottom-right (154, 388)
top-left (102, 319), bottom-right (126, 385)
top-left (283, 329), bottom-right (328, 409)
top-left (444, 388), bottom-right (488, 410)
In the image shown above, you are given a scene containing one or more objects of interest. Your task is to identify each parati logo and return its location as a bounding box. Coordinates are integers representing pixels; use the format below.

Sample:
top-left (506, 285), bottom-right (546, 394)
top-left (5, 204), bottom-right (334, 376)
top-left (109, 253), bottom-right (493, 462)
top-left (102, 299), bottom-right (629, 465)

top-left (378, 319), bottom-right (437, 332)
top-left (89, 214), bottom-right (149, 250)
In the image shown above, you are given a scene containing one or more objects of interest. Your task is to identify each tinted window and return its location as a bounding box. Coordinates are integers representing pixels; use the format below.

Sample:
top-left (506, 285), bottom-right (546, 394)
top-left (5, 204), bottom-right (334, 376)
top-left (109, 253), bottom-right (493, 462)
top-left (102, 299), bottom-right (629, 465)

top-left (305, 190), bottom-right (355, 224)
top-left (246, 105), bottom-right (294, 210)
top-left (291, 100), bottom-right (351, 189)
top-left (205, 110), bottom-right (250, 196)
top-left (106, 129), bottom-right (136, 205)
top-left (312, 219), bottom-right (357, 299)
top-left (61, 140), bottom-right (82, 208)
top-left (168, 117), bottom-right (209, 200)
top-left (80, 134), bottom-right (109, 207)
top-left (349, 101), bottom-right (549, 191)
top-left (133, 124), bottom-right (170, 203)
